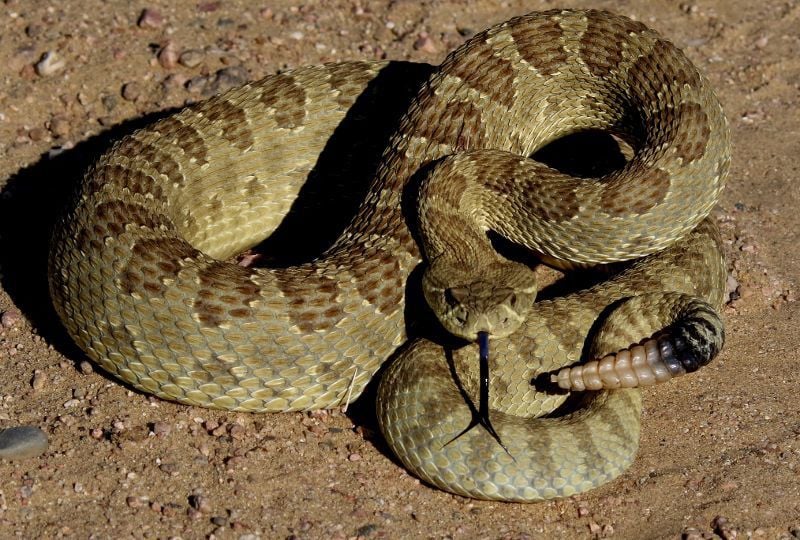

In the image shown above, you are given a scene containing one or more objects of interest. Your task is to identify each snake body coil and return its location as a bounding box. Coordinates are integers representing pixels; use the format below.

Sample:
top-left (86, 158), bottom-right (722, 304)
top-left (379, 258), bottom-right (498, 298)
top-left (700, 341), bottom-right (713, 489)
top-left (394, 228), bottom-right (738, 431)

top-left (49, 10), bottom-right (730, 501)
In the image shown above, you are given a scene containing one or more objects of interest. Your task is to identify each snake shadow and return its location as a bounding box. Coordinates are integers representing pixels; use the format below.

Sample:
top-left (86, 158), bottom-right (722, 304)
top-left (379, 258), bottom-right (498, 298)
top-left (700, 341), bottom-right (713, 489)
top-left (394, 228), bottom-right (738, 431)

top-left (0, 111), bottom-right (180, 359)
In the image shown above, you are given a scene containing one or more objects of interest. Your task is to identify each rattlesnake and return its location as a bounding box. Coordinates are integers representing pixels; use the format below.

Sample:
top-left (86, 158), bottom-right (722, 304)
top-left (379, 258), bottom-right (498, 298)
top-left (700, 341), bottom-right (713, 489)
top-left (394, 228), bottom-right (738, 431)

top-left (48, 9), bottom-right (730, 501)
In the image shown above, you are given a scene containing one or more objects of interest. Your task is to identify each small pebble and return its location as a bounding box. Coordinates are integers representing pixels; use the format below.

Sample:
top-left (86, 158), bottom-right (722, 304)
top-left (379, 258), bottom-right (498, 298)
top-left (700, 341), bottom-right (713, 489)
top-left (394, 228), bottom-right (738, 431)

top-left (126, 495), bottom-right (146, 508)
top-left (200, 66), bottom-right (248, 96)
top-left (189, 493), bottom-right (212, 513)
top-left (713, 516), bottom-right (738, 540)
top-left (78, 361), bottom-right (93, 375)
top-left (31, 370), bottom-right (47, 391)
top-left (28, 127), bottom-right (47, 142)
top-left (49, 115), bottom-right (70, 138)
top-left (357, 524), bottom-right (380, 537)
top-left (1, 309), bottom-right (22, 328)
top-left (179, 49), bottom-right (205, 68)
top-left (186, 75), bottom-right (211, 94)
top-left (197, 1), bottom-right (221, 12)
top-left (101, 94), bottom-right (118, 113)
top-left (35, 51), bottom-right (66, 76)
top-left (0, 426), bottom-right (49, 460)
top-left (121, 82), bottom-right (142, 101)
top-left (413, 33), bottom-right (437, 53)
top-left (348, 452), bottom-right (362, 461)
top-left (187, 507), bottom-right (203, 520)
top-left (158, 41), bottom-right (179, 69)
top-left (138, 8), bottom-right (164, 28)
top-left (725, 274), bottom-right (740, 302)
top-left (151, 422), bottom-right (171, 437)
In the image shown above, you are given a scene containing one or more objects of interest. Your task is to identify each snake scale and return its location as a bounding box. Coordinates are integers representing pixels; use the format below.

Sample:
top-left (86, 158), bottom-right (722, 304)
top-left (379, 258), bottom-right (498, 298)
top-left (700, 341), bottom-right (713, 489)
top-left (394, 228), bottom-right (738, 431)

top-left (49, 9), bottom-right (730, 501)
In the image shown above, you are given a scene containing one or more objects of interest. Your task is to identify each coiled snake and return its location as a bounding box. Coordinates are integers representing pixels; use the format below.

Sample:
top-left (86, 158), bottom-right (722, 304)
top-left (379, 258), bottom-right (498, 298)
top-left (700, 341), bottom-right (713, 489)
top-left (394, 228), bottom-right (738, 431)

top-left (49, 9), bottom-right (730, 501)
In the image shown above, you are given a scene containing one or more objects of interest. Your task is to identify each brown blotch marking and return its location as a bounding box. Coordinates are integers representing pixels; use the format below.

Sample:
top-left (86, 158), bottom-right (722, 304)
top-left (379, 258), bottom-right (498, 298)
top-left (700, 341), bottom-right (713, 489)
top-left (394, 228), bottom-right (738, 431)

top-left (192, 261), bottom-right (263, 327)
top-left (95, 200), bottom-right (171, 232)
top-left (352, 248), bottom-right (404, 316)
top-left (416, 97), bottom-right (486, 150)
top-left (448, 42), bottom-right (516, 108)
top-left (200, 100), bottom-right (255, 151)
top-left (672, 102), bottom-right (710, 163)
top-left (274, 269), bottom-right (343, 333)
top-left (541, 304), bottom-right (587, 357)
top-left (120, 237), bottom-right (195, 296)
top-left (531, 182), bottom-right (581, 221)
top-left (627, 40), bottom-right (700, 108)
top-left (509, 15), bottom-right (568, 76)
top-left (157, 115), bottom-right (209, 165)
top-left (658, 41), bottom-right (702, 89)
top-left (601, 167), bottom-right (672, 216)
top-left (92, 164), bottom-right (166, 204)
top-left (496, 165), bottom-right (580, 222)
top-left (113, 136), bottom-right (185, 188)
top-left (259, 73), bottom-right (307, 129)
top-left (327, 61), bottom-right (378, 108)
top-left (569, 416), bottom-right (605, 473)
top-left (578, 12), bottom-right (650, 79)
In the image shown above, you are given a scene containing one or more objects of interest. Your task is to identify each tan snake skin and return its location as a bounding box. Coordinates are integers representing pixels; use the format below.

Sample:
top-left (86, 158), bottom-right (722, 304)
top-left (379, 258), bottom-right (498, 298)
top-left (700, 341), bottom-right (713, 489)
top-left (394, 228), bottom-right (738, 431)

top-left (48, 10), bottom-right (730, 501)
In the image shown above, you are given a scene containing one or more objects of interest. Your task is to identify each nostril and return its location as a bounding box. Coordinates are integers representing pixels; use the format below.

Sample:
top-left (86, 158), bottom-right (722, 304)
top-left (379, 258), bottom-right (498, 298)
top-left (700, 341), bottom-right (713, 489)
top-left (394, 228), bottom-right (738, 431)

top-left (444, 288), bottom-right (457, 306)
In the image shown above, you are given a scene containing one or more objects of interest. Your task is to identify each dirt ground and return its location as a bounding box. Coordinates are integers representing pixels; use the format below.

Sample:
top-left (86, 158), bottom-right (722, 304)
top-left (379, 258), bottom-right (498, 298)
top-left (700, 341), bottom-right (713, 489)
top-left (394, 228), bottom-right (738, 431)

top-left (0, 0), bottom-right (798, 538)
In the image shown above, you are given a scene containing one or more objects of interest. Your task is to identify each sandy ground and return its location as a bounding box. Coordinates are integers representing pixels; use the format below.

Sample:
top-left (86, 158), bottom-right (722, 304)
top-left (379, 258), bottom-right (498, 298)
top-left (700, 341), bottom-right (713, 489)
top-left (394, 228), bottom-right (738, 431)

top-left (0, 0), bottom-right (798, 538)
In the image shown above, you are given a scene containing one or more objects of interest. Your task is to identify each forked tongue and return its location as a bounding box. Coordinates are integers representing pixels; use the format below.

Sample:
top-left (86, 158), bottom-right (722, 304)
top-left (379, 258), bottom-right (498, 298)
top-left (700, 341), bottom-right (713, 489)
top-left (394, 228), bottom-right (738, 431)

top-left (477, 331), bottom-right (508, 453)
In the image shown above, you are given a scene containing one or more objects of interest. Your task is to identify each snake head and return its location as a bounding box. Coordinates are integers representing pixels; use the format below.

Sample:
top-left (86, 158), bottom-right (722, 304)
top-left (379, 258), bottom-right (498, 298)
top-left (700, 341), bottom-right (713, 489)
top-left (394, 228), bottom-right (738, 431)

top-left (422, 256), bottom-right (537, 341)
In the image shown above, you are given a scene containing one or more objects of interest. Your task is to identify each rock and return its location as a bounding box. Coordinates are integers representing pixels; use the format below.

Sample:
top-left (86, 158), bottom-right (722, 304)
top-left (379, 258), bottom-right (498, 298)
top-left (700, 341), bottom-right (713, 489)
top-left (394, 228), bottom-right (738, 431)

top-left (121, 82), bottom-right (142, 101)
top-left (0, 426), bottom-right (49, 460)
top-left (1, 309), bottom-right (22, 328)
top-left (197, 1), bottom-right (221, 12)
top-left (49, 115), bottom-right (70, 138)
top-left (30, 370), bottom-right (47, 391)
top-left (413, 33), bottom-right (437, 53)
top-left (158, 41), bottom-right (179, 69)
top-left (178, 49), bottom-right (205, 68)
top-left (35, 51), bottom-right (66, 76)
top-left (137, 8), bottom-right (164, 28)
top-left (200, 66), bottom-right (249, 96)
